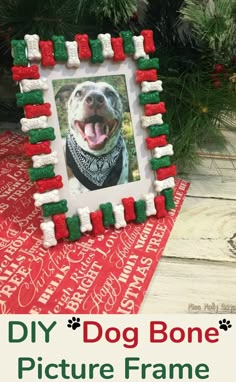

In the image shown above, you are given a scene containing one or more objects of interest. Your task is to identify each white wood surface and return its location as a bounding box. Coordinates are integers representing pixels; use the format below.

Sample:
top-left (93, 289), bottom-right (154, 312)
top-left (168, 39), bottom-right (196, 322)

top-left (141, 137), bottom-right (236, 314)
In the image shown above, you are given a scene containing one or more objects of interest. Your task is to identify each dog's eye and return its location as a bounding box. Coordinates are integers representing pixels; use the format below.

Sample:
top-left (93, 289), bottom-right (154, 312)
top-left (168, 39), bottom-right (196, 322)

top-left (107, 91), bottom-right (114, 98)
top-left (106, 91), bottom-right (116, 104)
top-left (75, 90), bottom-right (82, 97)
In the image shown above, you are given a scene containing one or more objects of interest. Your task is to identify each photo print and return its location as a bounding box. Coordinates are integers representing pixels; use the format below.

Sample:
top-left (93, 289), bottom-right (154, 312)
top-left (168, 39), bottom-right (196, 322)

top-left (52, 75), bottom-right (140, 195)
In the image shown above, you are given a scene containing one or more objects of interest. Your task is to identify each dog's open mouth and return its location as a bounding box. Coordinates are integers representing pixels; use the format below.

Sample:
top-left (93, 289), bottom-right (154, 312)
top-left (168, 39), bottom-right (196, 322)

top-left (74, 115), bottom-right (118, 150)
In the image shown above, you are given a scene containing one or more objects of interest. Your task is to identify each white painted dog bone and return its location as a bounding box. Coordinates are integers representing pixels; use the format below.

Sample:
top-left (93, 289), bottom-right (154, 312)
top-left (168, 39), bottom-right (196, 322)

top-left (98, 33), bottom-right (114, 58)
top-left (40, 220), bottom-right (57, 248)
top-left (20, 78), bottom-right (48, 92)
top-left (113, 204), bottom-right (127, 229)
top-left (153, 144), bottom-right (174, 159)
top-left (132, 35), bottom-right (148, 60)
top-left (20, 116), bottom-right (48, 132)
top-left (65, 41), bottom-right (80, 68)
top-left (154, 177), bottom-right (175, 193)
top-left (143, 193), bottom-right (156, 216)
top-left (141, 80), bottom-right (163, 93)
top-left (77, 207), bottom-right (92, 232)
top-left (24, 34), bottom-right (41, 61)
top-left (33, 189), bottom-right (60, 207)
top-left (32, 151), bottom-right (58, 168)
top-left (141, 114), bottom-right (163, 128)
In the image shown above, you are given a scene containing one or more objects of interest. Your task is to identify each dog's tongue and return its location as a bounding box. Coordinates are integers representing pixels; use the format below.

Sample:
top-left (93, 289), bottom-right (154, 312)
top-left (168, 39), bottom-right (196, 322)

top-left (84, 122), bottom-right (108, 149)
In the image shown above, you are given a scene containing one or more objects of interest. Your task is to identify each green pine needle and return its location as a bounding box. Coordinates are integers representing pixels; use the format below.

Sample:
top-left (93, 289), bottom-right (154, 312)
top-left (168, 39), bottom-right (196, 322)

top-left (161, 69), bottom-right (236, 170)
top-left (180, 0), bottom-right (236, 64)
top-left (75, 0), bottom-right (138, 25)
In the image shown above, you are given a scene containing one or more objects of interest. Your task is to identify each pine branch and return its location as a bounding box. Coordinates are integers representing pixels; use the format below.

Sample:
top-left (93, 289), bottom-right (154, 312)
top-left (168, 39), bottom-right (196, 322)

top-left (180, 0), bottom-right (236, 64)
top-left (75, 0), bottom-right (139, 25)
top-left (161, 69), bottom-right (236, 170)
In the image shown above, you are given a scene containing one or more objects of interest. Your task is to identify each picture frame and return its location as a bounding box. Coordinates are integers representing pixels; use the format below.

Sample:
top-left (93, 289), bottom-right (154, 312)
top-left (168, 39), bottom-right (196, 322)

top-left (11, 30), bottom-right (176, 248)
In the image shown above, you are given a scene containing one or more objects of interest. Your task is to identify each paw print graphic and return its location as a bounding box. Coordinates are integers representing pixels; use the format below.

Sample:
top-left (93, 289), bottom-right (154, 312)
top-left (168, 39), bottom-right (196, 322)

top-left (67, 317), bottom-right (81, 330)
top-left (219, 319), bottom-right (232, 331)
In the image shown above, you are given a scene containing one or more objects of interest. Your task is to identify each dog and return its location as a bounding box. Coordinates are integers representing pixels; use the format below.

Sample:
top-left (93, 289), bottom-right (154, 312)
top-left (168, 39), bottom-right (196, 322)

top-left (63, 81), bottom-right (130, 193)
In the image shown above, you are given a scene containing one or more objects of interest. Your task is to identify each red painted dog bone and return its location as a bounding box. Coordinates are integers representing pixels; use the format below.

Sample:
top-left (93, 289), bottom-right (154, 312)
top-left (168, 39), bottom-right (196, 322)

top-left (39, 41), bottom-right (56, 67)
top-left (156, 164), bottom-right (177, 181)
top-left (36, 175), bottom-right (63, 193)
top-left (52, 214), bottom-right (69, 240)
top-left (136, 69), bottom-right (158, 83)
top-left (154, 195), bottom-right (168, 218)
top-left (141, 30), bottom-right (156, 54)
top-left (111, 37), bottom-right (126, 61)
top-left (146, 135), bottom-right (167, 149)
top-left (90, 210), bottom-right (105, 236)
top-left (24, 103), bottom-right (52, 119)
top-left (145, 102), bottom-right (166, 116)
top-left (24, 140), bottom-right (51, 156)
top-left (75, 34), bottom-right (92, 59)
top-left (11, 65), bottom-right (40, 81)
top-left (122, 197), bottom-right (136, 222)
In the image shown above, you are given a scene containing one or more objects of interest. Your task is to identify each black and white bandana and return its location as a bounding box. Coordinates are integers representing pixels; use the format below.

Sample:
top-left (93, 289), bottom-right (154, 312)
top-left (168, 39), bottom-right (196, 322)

top-left (66, 134), bottom-right (123, 190)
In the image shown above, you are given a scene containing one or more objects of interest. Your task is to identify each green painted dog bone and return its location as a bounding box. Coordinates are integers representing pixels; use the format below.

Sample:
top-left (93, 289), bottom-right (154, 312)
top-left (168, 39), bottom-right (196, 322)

top-left (29, 165), bottom-right (55, 182)
top-left (66, 215), bottom-right (82, 241)
top-left (120, 31), bottom-right (135, 54)
top-left (89, 39), bottom-right (104, 64)
top-left (161, 188), bottom-right (175, 210)
top-left (16, 90), bottom-right (44, 107)
top-left (139, 91), bottom-right (160, 105)
top-left (148, 123), bottom-right (169, 137)
top-left (11, 40), bottom-right (28, 66)
top-left (100, 202), bottom-right (115, 227)
top-left (29, 127), bottom-right (56, 143)
top-left (52, 35), bottom-right (68, 61)
top-left (138, 57), bottom-right (159, 70)
top-left (150, 156), bottom-right (171, 170)
top-left (135, 200), bottom-right (147, 223)
top-left (42, 199), bottom-right (68, 217)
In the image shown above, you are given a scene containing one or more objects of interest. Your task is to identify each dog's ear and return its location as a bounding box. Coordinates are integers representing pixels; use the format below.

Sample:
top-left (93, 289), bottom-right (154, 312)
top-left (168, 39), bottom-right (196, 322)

top-left (55, 84), bottom-right (76, 105)
top-left (120, 93), bottom-right (129, 112)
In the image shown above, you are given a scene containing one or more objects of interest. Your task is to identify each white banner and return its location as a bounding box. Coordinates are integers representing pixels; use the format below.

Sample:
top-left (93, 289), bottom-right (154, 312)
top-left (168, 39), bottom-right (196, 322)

top-left (0, 314), bottom-right (234, 381)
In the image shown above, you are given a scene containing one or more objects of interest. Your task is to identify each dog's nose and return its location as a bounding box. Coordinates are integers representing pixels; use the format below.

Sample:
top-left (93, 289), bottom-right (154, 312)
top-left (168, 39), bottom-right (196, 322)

top-left (85, 92), bottom-right (105, 108)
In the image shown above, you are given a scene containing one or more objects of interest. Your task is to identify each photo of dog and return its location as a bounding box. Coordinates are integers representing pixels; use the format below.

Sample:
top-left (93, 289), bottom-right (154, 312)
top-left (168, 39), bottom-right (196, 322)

top-left (53, 75), bottom-right (140, 194)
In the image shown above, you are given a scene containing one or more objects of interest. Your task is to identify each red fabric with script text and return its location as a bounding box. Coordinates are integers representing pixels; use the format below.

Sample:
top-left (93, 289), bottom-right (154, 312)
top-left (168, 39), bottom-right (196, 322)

top-left (0, 131), bottom-right (189, 314)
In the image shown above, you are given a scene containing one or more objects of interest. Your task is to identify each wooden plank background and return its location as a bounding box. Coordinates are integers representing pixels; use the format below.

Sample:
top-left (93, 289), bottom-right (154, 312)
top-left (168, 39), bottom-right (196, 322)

top-left (141, 130), bottom-right (236, 314)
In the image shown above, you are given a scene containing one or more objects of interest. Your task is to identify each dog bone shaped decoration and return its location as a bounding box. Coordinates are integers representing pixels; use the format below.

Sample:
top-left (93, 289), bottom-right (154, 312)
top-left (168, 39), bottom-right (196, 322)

top-left (11, 29), bottom-right (177, 248)
top-left (24, 34), bottom-right (41, 61)
top-left (40, 221), bottom-right (57, 248)
top-left (143, 193), bottom-right (157, 217)
top-left (98, 33), bottom-right (114, 59)
top-left (21, 78), bottom-right (48, 92)
top-left (65, 41), bottom-right (81, 68)
top-left (33, 189), bottom-right (60, 207)
top-left (20, 116), bottom-right (48, 132)
top-left (32, 151), bottom-right (58, 168)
